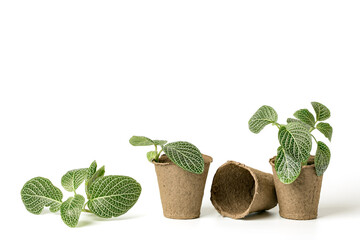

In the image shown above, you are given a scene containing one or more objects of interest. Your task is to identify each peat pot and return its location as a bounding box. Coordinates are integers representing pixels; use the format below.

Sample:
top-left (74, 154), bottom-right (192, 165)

top-left (153, 154), bottom-right (213, 219)
top-left (210, 161), bottom-right (277, 219)
top-left (270, 156), bottom-right (323, 220)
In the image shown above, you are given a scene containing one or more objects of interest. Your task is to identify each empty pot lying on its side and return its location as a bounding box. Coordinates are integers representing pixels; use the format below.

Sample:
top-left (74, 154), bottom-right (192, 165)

top-left (211, 161), bottom-right (277, 219)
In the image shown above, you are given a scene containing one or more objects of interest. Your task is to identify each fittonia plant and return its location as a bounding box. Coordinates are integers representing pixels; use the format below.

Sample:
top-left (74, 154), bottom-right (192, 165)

top-left (249, 102), bottom-right (332, 184)
top-left (129, 136), bottom-right (204, 174)
top-left (21, 161), bottom-right (141, 227)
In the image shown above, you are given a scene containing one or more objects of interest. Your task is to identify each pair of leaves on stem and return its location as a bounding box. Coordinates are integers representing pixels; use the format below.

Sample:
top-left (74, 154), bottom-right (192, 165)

top-left (129, 136), bottom-right (204, 174)
top-left (21, 161), bottom-right (141, 228)
top-left (290, 102), bottom-right (333, 141)
top-left (248, 102), bottom-right (332, 184)
top-left (288, 102), bottom-right (332, 175)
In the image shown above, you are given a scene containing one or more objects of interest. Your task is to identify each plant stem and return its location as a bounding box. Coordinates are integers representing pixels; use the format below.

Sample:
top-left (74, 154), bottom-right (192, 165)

top-left (311, 134), bottom-right (318, 143)
top-left (154, 144), bottom-right (158, 161)
top-left (309, 121), bottom-right (318, 133)
top-left (273, 122), bottom-right (281, 129)
top-left (82, 201), bottom-right (92, 213)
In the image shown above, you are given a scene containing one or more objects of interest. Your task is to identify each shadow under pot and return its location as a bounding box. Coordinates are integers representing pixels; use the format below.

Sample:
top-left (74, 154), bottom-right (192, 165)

top-left (269, 156), bottom-right (323, 220)
top-left (210, 161), bottom-right (277, 219)
top-left (153, 154), bottom-right (213, 219)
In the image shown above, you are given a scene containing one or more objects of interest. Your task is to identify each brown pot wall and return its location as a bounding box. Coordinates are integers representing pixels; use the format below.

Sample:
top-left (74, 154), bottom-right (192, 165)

top-left (153, 154), bottom-right (212, 219)
top-left (210, 161), bottom-right (277, 219)
top-left (270, 156), bottom-right (323, 220)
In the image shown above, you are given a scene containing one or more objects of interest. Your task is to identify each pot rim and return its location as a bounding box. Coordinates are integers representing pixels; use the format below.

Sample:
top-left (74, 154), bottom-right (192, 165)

top-left (269, 155), bottom-right (315, 169)
top-left (211, 160), bottom-right (259, 219)
top-left (152, 153), bottom-right (213, 166)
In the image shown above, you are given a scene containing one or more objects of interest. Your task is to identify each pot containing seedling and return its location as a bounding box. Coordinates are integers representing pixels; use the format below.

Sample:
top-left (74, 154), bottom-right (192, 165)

top-left (248, 102), bottom-right (332, 220)
top-left (129, 136), bottom-right (212, 219)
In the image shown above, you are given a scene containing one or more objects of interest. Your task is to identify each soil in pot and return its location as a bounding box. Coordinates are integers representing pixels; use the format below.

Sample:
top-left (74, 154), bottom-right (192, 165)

top-left (270, 156), bottom-right (323, 220)
top-left (210, 161), bottom-right (277, 219)
top-left (153, 154), bottom-right (213, 219)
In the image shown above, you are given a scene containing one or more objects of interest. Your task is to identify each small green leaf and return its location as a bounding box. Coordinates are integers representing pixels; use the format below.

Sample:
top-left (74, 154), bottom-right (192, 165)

top-left (286, 118), bottom-right (312, 130)
top-left (278, 122), bottom-right (312, 163)
top-left (249, 105), bottom-right (278, 133)
top-left (163, 141), bottom-right (204, 174)
top-left (61, 168), bottom-right (88, 192)
top-left (87, 166), bottom-right (105, 190)
top-left (88, 175), bottom-right (142, 218)
top-left (316, 122), bottom-right (333, 141)
top-left (275, 146), bottom-right (302, 184)
top-left (315, 141), bottom-right (331, 176)
top-left (311, 102), bottom-right (331, 121)
top-left (153, 140), bottom-right (167, 146)
top-left (87, 161), bottom-right (97, 180)
top-left (85, 161), bottom-right (99, 198)
top-left (146, 151), bottom-right (157, 162)
top-left (21, 177), bottom-right (63, 214)
top-left (294, 109), bottom-right (315, 127)
top-left (129, 136), bottom-right (154, 146)
top-left (60, 194), bottom-right (85, 228)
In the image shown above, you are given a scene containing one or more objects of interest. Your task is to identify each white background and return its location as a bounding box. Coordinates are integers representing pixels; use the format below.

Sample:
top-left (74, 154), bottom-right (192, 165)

top-left (1, 1), bottom-right (359, 239)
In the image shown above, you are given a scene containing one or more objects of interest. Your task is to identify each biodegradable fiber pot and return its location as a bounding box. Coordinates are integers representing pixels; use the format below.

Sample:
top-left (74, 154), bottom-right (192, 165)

top-left (153, 154), bottom-right (213, 219)
top-left (210, 161), bottom-right (277, 219)
top-left (270, 156), bottom-right (323, 220)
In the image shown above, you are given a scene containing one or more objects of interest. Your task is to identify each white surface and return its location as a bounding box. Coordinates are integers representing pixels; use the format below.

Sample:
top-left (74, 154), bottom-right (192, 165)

top-left (1, 1), bottom-right (359, 239)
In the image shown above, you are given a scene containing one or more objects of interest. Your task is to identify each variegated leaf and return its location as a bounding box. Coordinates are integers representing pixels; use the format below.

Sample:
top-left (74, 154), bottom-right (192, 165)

top-left (278, 122), bottom-right (312, 163)
top-left (163, 141), bottom-right (204, 174)
top-left (60, 194), bottom-right (85, 228)
top-left (316, 122), bottom-right (333, 141)
top-left (311, 102), bottom-right (331, 121)
top-left (88, 175), bottom-right (141, 218)
top-left (315, 141), bottom-right (331, 176)
top-left (249, 105), bottom-right (278, 133)
top-left (275, 146), bottom-right (302, 184)
top-left (21, 177), bottom-right (63, 214)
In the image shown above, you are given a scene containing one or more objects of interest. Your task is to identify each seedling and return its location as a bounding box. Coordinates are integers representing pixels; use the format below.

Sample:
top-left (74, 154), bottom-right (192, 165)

top-left (249, 102), bottom-right (332, 184)
top-left (21, 161), bottom-right (141, 227)
top-left (129, 136), bottom-right (204, 174)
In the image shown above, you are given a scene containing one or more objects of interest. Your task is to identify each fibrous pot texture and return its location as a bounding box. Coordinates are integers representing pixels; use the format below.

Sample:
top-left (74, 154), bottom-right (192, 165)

top-left (154, 154), bottom-right (212, 219)
top-left (211, 161), bottom-right (277, 219)
top-left (270, 156), bottom-right (323, 220)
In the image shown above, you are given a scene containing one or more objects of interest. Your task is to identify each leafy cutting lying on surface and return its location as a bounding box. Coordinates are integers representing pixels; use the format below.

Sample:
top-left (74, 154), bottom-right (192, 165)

top-left (249, 102), bottom-right (332, 184)
top-left (129, 136), bottom-right (204, 174)
top-left (21, 161), bottom-right (141, 228)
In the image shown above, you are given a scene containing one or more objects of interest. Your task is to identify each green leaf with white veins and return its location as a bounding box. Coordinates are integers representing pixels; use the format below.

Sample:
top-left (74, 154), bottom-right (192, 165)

top-left (86, 166), bottom-right (105, 198)
top-left (275, 146), bottom-right (302, 184)
top-left (61, 168), bottom-right (88, 192)
top-left (87, 161), bottom-right (97, 180)
top-left (316, 122), bottom-right (333, 141)
top-left (129, 136), bottom-right (154, 146)
top-left (21, 177), bottom-right (63, 214)
top-left (294, 109), bottom-right (315, 127)
top-left (249, 105), bottom-right (278, 133)
top-left (147, 151), bottom-right (157, 162)
top-left (88, 175), bottom-right (142, 218)
top-left (287, 118), bottom-right (312, 130)
top-left (60, 194), bottom-right (85, 228)
top-left (315, 141), bottom-right (331, 176)
top-left (278, 122), bottom-right (312, 163)
top-left (153, 140), bottom-right (167, 146)
top-left (163, 141), bottom-right (204, 174)
top-left (311, 102), bottom-right (331, 121)
top-left (86, 161), bottom-right (99, 198)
